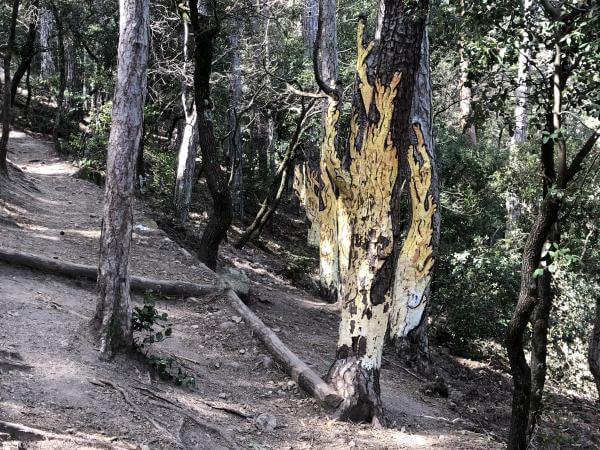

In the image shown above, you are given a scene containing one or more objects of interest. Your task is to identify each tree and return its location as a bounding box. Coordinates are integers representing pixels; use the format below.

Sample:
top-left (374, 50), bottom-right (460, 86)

top-left (49, 0), bottom-right (66, 154)
top-left (10, 0), bottom-right (39, 106)
top-left (388, 29), bottom-right (440, 370)
top-left (93, 0), bottom-right (149, 357)
top-left (458, 0), bottom-right (477, 146)
top-left (315, 0), bottom-right (342, 303)
top-left (327, 0), bottom-right (428, 422)
top-left (174, 9), bottom-right (199, 224)
top-left (590, 297), bottom-right (600, 400)
top-left (188, 0), bottom-right (233, 270)
top-left (505, 2), bottom-right (599, 447)
top-left (0, 0), bottom-right (21, 176)
top-left (227, 27), bottom-right (243, 221)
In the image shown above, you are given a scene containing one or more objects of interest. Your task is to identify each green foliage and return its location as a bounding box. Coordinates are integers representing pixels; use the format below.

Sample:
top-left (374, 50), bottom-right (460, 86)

top-left (147, 356), bottom-right (196, 386)
top-left (132, 291), bottom-right (173, 347)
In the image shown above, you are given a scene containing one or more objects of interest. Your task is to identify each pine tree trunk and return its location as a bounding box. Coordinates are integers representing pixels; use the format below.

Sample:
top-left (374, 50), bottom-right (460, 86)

top-left (0, 0), bottom-right (20, 175)
top-left (389, 30), bottom-right (440, 371)
top-left (228, 29), bottom-right (244, 221)
top-left (328, 2), bottom-right (427, 422)
top-left (302, 0), bottom-right (318, 57)
top-left (189, 1), bottom-right (233, 270)
top-left (39, 7), bottom-right (55, 78)
top-left (174, 19), bottom-right (198, 224)
top-left (93, 0), bottom-right (149, 357)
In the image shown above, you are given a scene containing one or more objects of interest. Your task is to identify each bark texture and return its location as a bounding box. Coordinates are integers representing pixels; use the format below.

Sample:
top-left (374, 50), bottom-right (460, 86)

top-left (93, 0), bottom-right (149, 357)
top-left (0, 0), bottom-right (20, 175)
top-left (189, 1), bottom-right (233, 271)
top-left (39, 7), bottom-right (55, 78)
top-left (327, 3), bottom-right (427, 422)
top-left (389, 30), bottom-right (439, 371)
top-left (293, 162), bottom-right (321, 246)
top-left (315, 0), bottom-right (342, 303)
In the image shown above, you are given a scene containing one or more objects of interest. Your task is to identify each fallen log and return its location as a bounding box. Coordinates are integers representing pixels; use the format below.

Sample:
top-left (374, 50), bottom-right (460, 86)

top-left (0, 419), bottom-right (133, 449)
top-left (223, 288), bottom-right (342, 409)
top-left (0, 247), bottom-right (215, 298)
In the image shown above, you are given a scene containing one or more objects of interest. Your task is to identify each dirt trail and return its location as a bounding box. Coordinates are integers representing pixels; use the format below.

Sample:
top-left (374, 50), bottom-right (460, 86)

top-left (0, 130), bottom-right (501, 449)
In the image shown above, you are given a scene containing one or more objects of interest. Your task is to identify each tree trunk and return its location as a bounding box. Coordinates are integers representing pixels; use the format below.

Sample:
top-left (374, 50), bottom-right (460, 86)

top-left (10, 0), bottom-right (38, 106)
top-left (39, 6), bottom-right (55, 78)
top-left (458, 0), bottom-right (476, 146)
top-left (315, 0), bottom-right (341, 303)
top-left (506, 0), bottom-right (534, 235)
top-left (50, 2), bottom-right (67, 154)
top-left (292, 162), bottom-right (321, 246)
top-left (227, 29), bottom-right (244, 221)
top-left (389, 30), bottom-right (440, 372)
top-left (589, 296), bottom-right (600, 401)
top-left (188, 1), bottom-right (233, 271)
top-left (174, 18), bottom-right (198, 224)
top-left (528, 225), bottom-right (558, 437)
top-left (93, 0), bottom-right (149, 357)
top-left (0, 0), bottom-right (20, 176)
top-left (328, 2), bottom-right (427, 422)
top-left (302, 0), bottom-right (318, 57)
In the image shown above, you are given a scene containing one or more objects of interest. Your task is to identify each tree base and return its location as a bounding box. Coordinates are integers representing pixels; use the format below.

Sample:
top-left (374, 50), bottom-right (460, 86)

top-left (327, 356), bottom-right (384, 423)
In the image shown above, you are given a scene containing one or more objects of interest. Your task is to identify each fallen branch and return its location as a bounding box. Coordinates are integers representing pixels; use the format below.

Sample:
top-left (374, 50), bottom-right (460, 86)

top-left (0, 247), bottom-right (215, 297)
top-left (223, 288), bottom-right (342, 409)
top-left (0, 419), bottom-right (133, 449)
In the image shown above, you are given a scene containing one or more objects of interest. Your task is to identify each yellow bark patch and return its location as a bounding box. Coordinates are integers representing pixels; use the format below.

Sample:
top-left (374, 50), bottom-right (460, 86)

top-left (337, 35), bottom-right (402, 369)
top-left (293, 163), bottom-right (320, 246)
top-left (318, 99), bottom-right (342, 297)
top-left (390, 124), bottom-right (437, 338)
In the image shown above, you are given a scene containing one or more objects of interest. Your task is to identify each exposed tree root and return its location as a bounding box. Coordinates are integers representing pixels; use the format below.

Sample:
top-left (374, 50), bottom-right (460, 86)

top-left (223, 288), bottom-right (342, 409)
top-left (0, 419), bottom-right (134, 449)
top-left (0, 247), bottom-right (215, 297)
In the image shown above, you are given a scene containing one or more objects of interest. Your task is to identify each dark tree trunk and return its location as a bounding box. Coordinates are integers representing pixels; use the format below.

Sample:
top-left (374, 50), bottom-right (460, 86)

top-left (50, 1), bottom-right (67, 154)
top-left (10, 0), bottom-right (38, 106)
top-left (0, 0), bottom-right (20, 175)
top-left (93, 0), bottom-right (149, 357)
top-left (188, 1), bottom-right (233, 270)
top-left (227, 28), bottom-right (243, 221)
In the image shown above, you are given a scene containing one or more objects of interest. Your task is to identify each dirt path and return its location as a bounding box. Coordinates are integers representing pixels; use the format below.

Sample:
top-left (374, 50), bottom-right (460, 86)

top-left (0, 130), bottom-right (502, 449)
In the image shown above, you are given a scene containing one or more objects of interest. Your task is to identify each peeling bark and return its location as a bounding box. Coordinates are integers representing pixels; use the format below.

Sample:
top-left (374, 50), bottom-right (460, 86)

top-left (293, 163), bottom-right (321, 246)
top-left (328, 2), bottom-right (427, 422)
top-left (389, 30), bottom-right (439, 371)
top-left (93, 0), bottom-right (149, 357)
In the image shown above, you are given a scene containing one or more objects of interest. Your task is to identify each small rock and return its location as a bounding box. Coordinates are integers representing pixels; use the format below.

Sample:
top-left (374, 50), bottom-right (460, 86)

top-left (218, 321), bottom-right (236, 331)
top-left (239, 349), bottom-right (246, 355)
top-left (272, 327), bottom-right (281, 333)
top-left (191, 325), bottom-right (199, 329)
top-left (255, 413), bottom-right (277, 432)
top-left (218, 392), bottom-right (228, 399)
top-left (231, 315), bottom-right (243, 323)
top-left (257, 354), bottom-right (273, 370)
top-left (217, 267), bottom-right (250, 299)
top-left (349, 440), bottom-right (356, 448)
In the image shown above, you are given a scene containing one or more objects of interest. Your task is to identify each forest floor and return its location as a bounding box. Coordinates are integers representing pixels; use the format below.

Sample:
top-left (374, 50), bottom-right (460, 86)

top-left (0, 128), bottom-right (598, 449)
